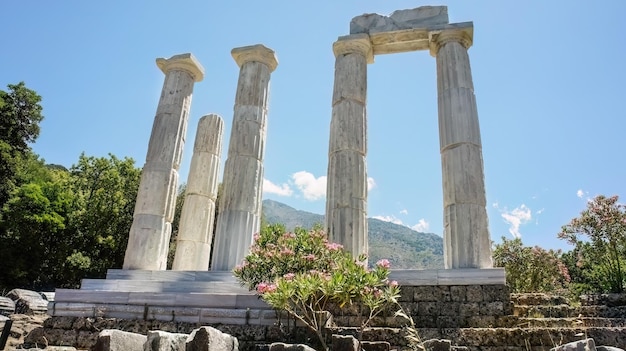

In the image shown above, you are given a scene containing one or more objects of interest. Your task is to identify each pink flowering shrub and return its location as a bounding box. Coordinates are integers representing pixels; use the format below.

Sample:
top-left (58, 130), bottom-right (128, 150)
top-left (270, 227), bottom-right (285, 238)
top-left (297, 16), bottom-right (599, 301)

top-left (233, 224), bottom-right (401, 351)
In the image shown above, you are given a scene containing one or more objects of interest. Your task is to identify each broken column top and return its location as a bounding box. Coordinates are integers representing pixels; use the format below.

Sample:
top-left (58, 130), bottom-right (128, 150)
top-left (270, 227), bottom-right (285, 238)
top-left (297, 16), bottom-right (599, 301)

top-left (350, 6), bottom-right (449, 35)
top-left (156, 53), bottom-right (205, 82)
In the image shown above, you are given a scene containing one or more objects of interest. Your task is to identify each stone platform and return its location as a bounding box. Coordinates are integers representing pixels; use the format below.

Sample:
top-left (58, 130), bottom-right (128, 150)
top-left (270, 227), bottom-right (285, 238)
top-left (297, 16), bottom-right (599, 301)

top-left (49, 268), bottom-right (505, 326)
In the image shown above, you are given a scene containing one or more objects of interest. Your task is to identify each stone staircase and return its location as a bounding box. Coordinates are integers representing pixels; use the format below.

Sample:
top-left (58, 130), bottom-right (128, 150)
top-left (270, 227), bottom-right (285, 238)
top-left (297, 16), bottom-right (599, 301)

top-left (42, 271), bottom-right (626, 350)
top-left (355, 292), bottom-right (626, 350)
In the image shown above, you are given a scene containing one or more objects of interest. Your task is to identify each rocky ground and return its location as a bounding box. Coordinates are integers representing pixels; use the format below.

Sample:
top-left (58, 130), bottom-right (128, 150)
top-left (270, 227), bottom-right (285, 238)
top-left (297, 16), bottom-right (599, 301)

top-left (2, 313), bottom-right (50, 349)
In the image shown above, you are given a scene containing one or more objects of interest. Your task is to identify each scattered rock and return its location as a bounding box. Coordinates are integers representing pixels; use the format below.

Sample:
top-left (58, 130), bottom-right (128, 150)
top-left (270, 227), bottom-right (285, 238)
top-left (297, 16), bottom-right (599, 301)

top-left (550, 338), bottom-right (596, 350)
top-left (0, 296), bottom-right (16, 315)
top-left (331, 334), bottom-right (359, 351)
top-left (95, 329), bottom-right (147, 351)
top-left (422, 339), bottom-right (451, 351)
top-left (6, 289), bottom-right (49, 314)
top-left (186, 326), bottom-right (238, 351)
top-left (268, 342), bottom-right (316, 351)
top-left (144, 330), bottom-right (188, 351)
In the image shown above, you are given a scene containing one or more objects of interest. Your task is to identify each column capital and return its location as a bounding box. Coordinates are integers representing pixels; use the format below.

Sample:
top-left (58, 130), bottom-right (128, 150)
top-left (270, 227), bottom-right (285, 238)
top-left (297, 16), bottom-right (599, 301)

top-left (333, 34), bottom-right (374, 64)
top-left (156, 53), bottom-right (205, 82)
top-left (231, 44), bottom-right (278, 72)
top-left (429, 26), bottom-right (473, 57)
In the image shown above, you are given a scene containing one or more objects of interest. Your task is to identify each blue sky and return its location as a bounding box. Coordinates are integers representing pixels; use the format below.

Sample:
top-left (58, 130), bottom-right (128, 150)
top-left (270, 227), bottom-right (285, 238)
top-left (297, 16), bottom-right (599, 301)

top-left (2, 1), bottom-right (625, 253)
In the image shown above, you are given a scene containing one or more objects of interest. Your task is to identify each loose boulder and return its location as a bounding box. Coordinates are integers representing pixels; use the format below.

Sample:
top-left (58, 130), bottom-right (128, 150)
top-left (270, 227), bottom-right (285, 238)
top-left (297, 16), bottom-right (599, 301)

top-left (145, 330), bottom-right (188, 351)
top-left (6, 289), bottom-right (48, 314)
top-left (268, 342), bottom-right (316, 351)
top-left (186, 326), bottom-right (238, 351)
top-left (95, 329), bottom-right (147, 351)
top-left (550, 338), bottom-right (596, 351)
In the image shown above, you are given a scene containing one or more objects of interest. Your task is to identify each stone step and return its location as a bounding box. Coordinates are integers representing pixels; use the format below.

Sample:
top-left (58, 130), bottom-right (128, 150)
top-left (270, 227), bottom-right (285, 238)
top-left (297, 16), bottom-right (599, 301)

top-left (80, 279), bottom-right (251, 294)
top-left (105, 268), bottom-right (506, 286)
top-left (511, 317), bottom-right (626, 328)
top-left (580, 293), bottom-right (626, 307)
top-left (52, 289), bottom-right (267, 309)
top-left (513, 304), bottom-right (626, 318)
top-left (357, 327), bottom-right (626, 349)
top-left (105, 269), bottom-right (237, 282)
top-left (510, 293), bottom-right (568, 306)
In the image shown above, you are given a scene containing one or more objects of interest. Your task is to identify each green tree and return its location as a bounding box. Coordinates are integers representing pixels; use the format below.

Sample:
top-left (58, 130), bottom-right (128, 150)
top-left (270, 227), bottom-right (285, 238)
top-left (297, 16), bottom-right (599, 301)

top-left (0, 82), bottom-right (44, 206)
top-left (66, 153), bottom-right (140, 278)
top-left (558, 195), bottom-right (626, 293)
top-left (0, 160), bottom-right (74, 289)
top-left (493, 237), bottom-right (570, 293)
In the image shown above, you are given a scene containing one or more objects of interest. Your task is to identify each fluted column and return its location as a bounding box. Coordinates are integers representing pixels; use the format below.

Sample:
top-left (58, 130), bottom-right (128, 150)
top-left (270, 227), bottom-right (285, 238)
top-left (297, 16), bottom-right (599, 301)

top-left (430, 28), bottom-right (492, 269)
top-left (211, 44), bottom-right (278, 271)
top-left (123, 53), bottom-right (204, 270)
top-left (172, 114), bottom-right (224, 270)
top-left (325, 34), bottom-right (373, 260)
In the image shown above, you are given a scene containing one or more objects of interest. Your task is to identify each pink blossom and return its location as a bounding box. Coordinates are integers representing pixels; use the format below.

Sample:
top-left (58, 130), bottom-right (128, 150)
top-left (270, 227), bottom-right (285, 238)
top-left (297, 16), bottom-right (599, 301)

top-left (283, 232), bottom-right (296, 239)
top-left (280, 248), bottom-right (294, 255)
top-left (283, 273), bottom-right (295, 281)
top-left (325, 242), bottom-right (343, 251)
top-left (253, 233), bottom-right (260, 241)
top-left (389, 280), bottom-right (398, 287)
top-left (376, 259), bottom-right (391, 269)
top-left (256, 282), bottom-right (277, 294)
top-left (304, 254), bottom-right (316, 261)
top-left (373, 289), bottom-right (382, 298)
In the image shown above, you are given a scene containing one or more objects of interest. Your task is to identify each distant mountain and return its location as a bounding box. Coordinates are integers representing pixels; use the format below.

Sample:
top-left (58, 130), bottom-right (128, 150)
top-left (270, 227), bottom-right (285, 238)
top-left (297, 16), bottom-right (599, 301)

top-left (262, 199), bottom-right (444, 269)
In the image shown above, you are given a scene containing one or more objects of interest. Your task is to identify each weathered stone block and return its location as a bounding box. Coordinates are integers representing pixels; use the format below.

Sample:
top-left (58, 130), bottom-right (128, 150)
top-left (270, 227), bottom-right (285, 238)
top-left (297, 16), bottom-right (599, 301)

top-left (186, 326), bottom-right (238, 351)
top-left (95, 329), bottom-right (147, 351)
top-left (414, 286), bottom-right (439, 302)
top-left (459, 302), bottom-right (479, 317)
top-left (350, 6), bottom-right (449, 34)
top-left (418, 302), bottom-right (440, 316)
top-left (450, 286), bottom-right (466, 302)
top-left (144, 330), bottom-right (188, 351)
top-left (550, 337), bottom-right (595, 351)
top-left (7, 289), bottom-right (48, 314)
top-left (422, 338), bottom-right (451, 351)
top-left (331, 334), bottom-right (358, 351)
top-left (362, 341), bottom-right (390, 351)
top-left (269, 342), bottom-right (316, 351)
top-left (466, 286), bottom-right (483, 302)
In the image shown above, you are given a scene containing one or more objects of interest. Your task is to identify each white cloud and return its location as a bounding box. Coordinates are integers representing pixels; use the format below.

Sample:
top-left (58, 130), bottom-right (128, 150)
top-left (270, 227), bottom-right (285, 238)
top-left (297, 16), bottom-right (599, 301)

top-left (411, 219), bottom-right (430, 232)
top-left (400, 209), bottom-right (408, 215)
top-left (536, 208), bottom-right (545, 215)
top-left (373, 215), bottom-right (404, 225)
top-left (497, 204), bottom-right (532, 238)
top-left (367, 177), bottom-right (376, 191)
top-left (263, 178), bottom-right (293, 196)
top-left (292, 171), bottom-right (327, 200)
top-left (576, 189), bottom-right (585, 198)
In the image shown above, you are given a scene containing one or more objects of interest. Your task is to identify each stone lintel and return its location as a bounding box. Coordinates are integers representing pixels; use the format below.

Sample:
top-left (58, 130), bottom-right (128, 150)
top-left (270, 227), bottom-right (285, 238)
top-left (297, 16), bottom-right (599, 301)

top-left (231, 44), bottom-right (278, 72)
top-left (350, 6), bottom-right (449, 35)
top-left (349, 22), bottom-right (474, 57)
top-left (429, 22), bottom-right (474, 57)
top-left (369, 28), bottom-right (430, 55)
top-left (156, 53), bottom-right (205, 82)
top-left (333, 33), bottom-right (374, 64)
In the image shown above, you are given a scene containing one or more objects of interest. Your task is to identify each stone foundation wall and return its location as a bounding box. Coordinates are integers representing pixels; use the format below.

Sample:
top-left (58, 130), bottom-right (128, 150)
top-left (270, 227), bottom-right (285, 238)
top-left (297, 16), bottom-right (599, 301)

top-left (330, 284), bottom-right (513, 329)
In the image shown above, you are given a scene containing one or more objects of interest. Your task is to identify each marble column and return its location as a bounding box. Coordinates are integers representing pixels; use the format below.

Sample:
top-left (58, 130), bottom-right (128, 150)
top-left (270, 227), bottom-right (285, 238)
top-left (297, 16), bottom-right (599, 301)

top-left (123, 53), bottom-right (204, 270)
top-left (211, 44), bottom-right (278, 271)
top-left (172, 114), bottom-right (224, 270)
top-left (325, 34), bottom-right (373, 260)
top-left (430, 28), bottom-right (492, 269)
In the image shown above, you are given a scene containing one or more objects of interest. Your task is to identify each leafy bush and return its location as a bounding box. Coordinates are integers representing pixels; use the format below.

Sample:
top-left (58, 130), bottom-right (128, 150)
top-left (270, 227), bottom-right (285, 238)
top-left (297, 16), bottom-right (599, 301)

top-left (559, 195), bottom-right (626, 293)
top-left (493, 237), bottom-right (570, 293)
top-left (233, 224), bottom-right (404, 351)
